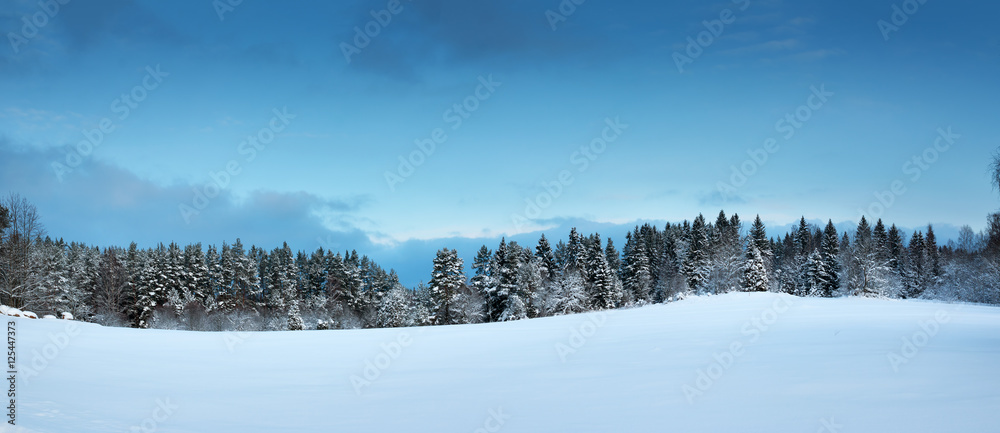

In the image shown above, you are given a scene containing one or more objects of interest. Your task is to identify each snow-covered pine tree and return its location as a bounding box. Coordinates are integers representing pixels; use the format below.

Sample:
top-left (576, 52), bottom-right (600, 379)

top-left (887, 224), bottom-right (905, 273)
top-left (795, 217), bottom-right (812, 257)
top-left (204, 244), bottom-right (222, 312)
top-left (376, 284), bottom-right (412, 328)
top-left (270, 243), bottom-right (301, 328)
top-left (873, 219), bottom-right (889, 262)
top-left (493, 239), bottom-right (525, 321)
top-left (231, 239), bottom-right (261, 309)
top-left (28, 237), bottom-right (71, 315)
top-left (926, 225), bottom-right (941, 280)
top-left (93, 246), bottom-right (127, 323)
top-left (428, 248), bottom-right (466, 325)
top-left (801, 250), bottom-right (828, 297)
top-left (217, 242), bottom-right (238, 312)
top-left (287, 301), bottom-right (304, 330)
top-left (623, 231), bottom-right (652, 305)
top-left (902, 231), bottom-right (928, 299)
top-left (249, 245), bottom-right (269, 310)
top-left (682, 214), bottom-right (710, 293)
top-left (342, 250), bottom-right (364, 316)
top-left (183, 243), bottom-right (210, 310)
top-left (305, 248), bottom-right (327, 299)
top-left (605, 238), bottom-right (622, 279)
top-left (535, 234), bottom-right (558, 282)
top-left (134, 245), bottom-right (164, 328)
top-left (515, 246), bottom-right (543, 318)
top-left (707, 211), bottom-right (743, 294)
top-left (585, 234), bottom-right (621, 310)
top-left (818, 220), bottom-right (841, 297)
top-left (749, 215), bottom-right (770, 257)
top-left (469, 245), bottom-right (494, 319)
top-left (65, 242), bottom-right (99, 318)
top-left (741, 242), bottom-right (769, 292)
top-left (163, 242), bottom-right (186, 315)
top-left (565, 228), bottom-right (586, 275)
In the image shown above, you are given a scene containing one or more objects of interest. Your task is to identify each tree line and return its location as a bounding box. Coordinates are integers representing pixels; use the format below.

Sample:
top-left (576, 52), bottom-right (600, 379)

top-left (1, 192), bottom-right (998, 332)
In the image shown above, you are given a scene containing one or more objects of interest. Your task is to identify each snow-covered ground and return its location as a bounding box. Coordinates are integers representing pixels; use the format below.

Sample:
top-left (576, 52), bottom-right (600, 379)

top-left (9, 293), bottom-right (1000, 432)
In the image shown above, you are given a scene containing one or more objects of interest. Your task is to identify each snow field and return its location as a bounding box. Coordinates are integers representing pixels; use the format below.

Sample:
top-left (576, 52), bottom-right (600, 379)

top-left (8, 292), bottom-right (1000, 433)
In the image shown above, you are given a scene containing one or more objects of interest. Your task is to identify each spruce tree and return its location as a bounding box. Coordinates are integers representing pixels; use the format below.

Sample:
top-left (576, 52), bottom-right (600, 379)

top-left (470, 245), bottom-right (494, 319)
top-left (605, 238), bottom-right (622, 279)
top-left (749, 215), bottom-right (771, 259)
top-left (205, 244), bottom-right (222, 311)
top-left (925, 225), bottom-right (941, 279)
top-left (887, 224), bottom-right (905, 273)
top-left (429, 248), bottom-right (466, 325)
top-left (586, 235), bottom-right (620, 309)
top-left (903, 231), bottom-right (927, 299)
top-left (183, 243), bottom-right (210, 310)
top-left (682, 214), bottom-right (710, 293)
top-left (535, 235), bottom-right (557, 282)
top-left (741, 243), bottom-right (769, 292)
top-left (818, 220), bottom-right (841, 297)
top-left (623, 231), bottom-right (652, 304)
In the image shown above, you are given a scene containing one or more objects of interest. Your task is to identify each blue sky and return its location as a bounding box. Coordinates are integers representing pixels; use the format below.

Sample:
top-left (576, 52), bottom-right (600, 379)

top-left (1, 0), bottom-right (998, 286)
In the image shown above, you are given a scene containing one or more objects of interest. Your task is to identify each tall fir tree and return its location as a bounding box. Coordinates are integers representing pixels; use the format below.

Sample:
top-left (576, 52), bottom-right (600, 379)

top-left (741, 242), bottom-right (769, 292)
top-left (682, 214), bottom-right (710, 293)
top-left (586, 234), bottom-right (621, 309)
top-left (428, 248), bottom-right (466, 325)
top-left (818, 220), bottom-right (841, 297)
top-left (535, 235), bottom-right (557, 282)
top-left (470, 245), bottom-right (495, 319)
top-left (623, 231), bottom-right (652, 304)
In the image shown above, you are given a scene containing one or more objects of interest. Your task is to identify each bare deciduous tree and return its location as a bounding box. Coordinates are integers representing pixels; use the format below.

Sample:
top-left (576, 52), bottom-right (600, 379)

top-left (0, 193), bottom-right (45, 307)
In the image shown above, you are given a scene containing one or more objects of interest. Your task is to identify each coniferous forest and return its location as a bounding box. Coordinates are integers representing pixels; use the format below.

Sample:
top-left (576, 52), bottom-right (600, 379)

top-left (2, 190), bottom-right (998, 331)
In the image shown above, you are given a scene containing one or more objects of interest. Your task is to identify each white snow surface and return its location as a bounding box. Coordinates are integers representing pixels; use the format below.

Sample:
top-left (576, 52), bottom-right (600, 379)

top-left (11, 293), bottom-right (1000, 432)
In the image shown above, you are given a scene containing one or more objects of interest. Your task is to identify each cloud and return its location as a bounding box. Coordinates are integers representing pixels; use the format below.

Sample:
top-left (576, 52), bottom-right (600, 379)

top-left (0, 0), bottom-right (185, 75)
top-left (334, 0), bottom-right (628, 79)
top-left (699, 190), bottom-right (748, 207)
top-left (0, 138), bottom-right (372, 256)
top-left (55, 0), bottom-right (186, 51)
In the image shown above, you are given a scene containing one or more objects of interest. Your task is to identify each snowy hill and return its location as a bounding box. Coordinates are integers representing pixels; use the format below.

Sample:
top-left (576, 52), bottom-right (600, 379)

top-left (10, 293), bottom-right (1000, 432)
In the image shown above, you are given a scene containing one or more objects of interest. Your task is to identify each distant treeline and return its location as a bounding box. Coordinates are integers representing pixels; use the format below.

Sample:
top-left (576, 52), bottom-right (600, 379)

top-left (1, 192), bottom-right (997, 331)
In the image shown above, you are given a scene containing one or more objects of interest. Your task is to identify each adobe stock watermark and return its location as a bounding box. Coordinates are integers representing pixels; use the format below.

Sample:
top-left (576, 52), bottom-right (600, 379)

top-left (51, 65), bottom-right (169, 182)
top-left (682, 296), bottom-right (792, 403)
top-left (472, 407), bottom-right (511, 433)
top-left (349, 331), bottom-right (412, 395)
top-left (511, 116), bottom-right (628, 232)
top-left (716, 84), bottom-right (834, 198)
top-left (877, 0), bottom-right (930, 41)
top-left (213, 0), bottom-right (244, 21)
top-left (857, 126), bottom-right (959, 221)
top-left (554, 310), bottom-right (610, 362)
top-left (815, 417), bottom-right (844, 433)
top-left (178, 107), bottom-right (296, 223)
top-left (545, 0), bottom-right (587, 31)
top-left (384, 74), bottom-right (502, 191)
top-left (223, 331), bottom-right (253, 353)
top-left (672, 0), bottom-right (750, 73)
top-left (16, 322), bottom-right (80, 384)
top-left (886, 310), bottom-right (949, 372)
top-left (129, 398), bottom-right (179, 433)
top-left (7, 0), bottom-right (71, 54)
top-left (340, 0), bottom-right (412, 64)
